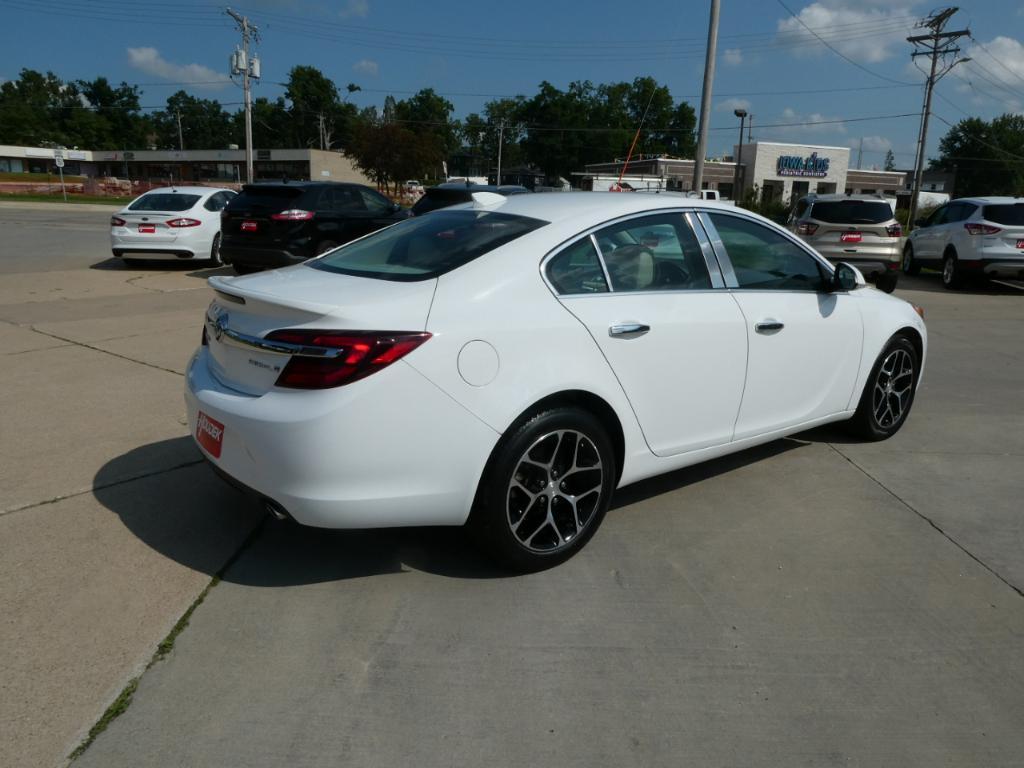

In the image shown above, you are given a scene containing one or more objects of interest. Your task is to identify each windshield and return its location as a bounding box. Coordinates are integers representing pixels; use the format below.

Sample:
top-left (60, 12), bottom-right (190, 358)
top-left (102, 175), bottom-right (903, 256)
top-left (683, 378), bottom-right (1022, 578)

top-left (809, 200), bottom-right (893, 224)
top-left (310, 209), bottom-right (547, 281)
top-left (129, 193), bottom-right (200, 212)
top-left (982, 204), bottom-right (1024, 226)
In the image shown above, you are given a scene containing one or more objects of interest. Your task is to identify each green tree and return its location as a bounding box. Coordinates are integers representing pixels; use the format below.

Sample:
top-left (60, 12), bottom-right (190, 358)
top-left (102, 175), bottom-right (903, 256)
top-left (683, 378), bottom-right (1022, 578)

top-left (0, 69), bottom-right (81, 146)
top-left (884, 148), bottom-right (896, 171)
top-left (76, 77), bottom-right (147, 149)
top-left (394, 88), bottom-right (458, 155)
top-left (933, 114), bottom-right (1024, 197)
top-left (284, 65), bottom-right (356, 149)
top-left (152, 91), bottom-right (233, 150)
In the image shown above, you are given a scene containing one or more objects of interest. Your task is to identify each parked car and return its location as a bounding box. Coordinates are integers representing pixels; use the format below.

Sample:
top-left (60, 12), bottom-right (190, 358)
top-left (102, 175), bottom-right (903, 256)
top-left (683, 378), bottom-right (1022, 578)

top-left (187, 193), bottom-right (926, 571)
top-left (110, 186), bottom-right (236, 265)
top-left (410, 182), bottom-right (530, 216)
top-left (903, 197), bottom-right (1024, 289)
top-left (220, 181), bottom-right (410, 274)
top-left (789, 193), bottom-right (902, 293)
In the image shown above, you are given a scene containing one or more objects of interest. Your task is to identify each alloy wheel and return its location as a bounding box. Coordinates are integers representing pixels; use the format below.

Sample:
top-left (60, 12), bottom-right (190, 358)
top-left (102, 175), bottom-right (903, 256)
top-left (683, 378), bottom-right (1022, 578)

top-left (872, 348), bottom-right (914, 428)
top-left (506, 429), bottom-right (604, 553)
top-left (943, 255), bottom-right (955, 285)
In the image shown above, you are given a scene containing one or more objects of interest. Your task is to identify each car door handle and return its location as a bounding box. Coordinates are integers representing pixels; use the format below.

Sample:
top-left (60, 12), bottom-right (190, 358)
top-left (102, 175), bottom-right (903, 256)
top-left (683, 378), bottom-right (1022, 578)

top-left (755, 319), bottom-right (785, 333)
top-left (608, 322), bottom-right (650, 337)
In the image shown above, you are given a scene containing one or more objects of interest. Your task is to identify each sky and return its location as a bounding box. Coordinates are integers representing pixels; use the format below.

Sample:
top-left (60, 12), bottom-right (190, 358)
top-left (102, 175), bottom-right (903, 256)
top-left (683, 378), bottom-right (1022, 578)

top-left (1, 0), bottom-right (1023, 169)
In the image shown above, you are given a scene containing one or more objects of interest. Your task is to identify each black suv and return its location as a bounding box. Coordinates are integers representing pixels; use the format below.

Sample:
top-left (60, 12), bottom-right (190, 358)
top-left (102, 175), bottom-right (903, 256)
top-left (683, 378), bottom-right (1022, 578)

top-left (410, 182), bottom-right (530, 216)
top-left (221, 182), bottom-right (410, 273)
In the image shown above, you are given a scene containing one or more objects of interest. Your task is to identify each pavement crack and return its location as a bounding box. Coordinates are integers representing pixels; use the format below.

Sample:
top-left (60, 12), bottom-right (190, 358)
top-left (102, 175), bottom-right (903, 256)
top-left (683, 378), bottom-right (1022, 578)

top-left (827, 443), bottom-right (1024, 600)
top-left (124, 274), bottom-right (167, 294)
top-left (27, 326), bottom-right (184, 376)
top-left (0, 458), bottom-right (204, 517)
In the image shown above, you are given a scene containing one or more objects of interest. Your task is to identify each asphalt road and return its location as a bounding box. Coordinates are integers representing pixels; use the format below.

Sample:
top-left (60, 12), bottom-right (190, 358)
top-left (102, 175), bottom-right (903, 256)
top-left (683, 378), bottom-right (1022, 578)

top-left (1, 203), bottom-right (1022, 768)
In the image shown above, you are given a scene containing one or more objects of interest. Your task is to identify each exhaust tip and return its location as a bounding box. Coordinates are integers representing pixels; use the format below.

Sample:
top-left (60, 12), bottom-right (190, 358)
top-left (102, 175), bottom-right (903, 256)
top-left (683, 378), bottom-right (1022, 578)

top-left (263, 499), bottom-right (290, 521)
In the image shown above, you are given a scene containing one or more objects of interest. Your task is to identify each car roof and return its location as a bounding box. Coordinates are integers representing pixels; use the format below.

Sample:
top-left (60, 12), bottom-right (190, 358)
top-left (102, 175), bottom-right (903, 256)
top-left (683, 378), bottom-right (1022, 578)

top-left (141, 186), bottom-right (228, 195)
top-left (805, 193), bottom-right (890, 203)
top-left (240, 181), bottom-right (364, 191)
top-left (955, 196), bottom-right (1024, 204)
top-left (461, 190), bottom-right (738, 227)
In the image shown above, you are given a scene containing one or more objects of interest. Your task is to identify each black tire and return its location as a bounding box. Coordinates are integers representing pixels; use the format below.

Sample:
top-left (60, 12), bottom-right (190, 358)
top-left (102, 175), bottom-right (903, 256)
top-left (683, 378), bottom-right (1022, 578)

top-left (846, 335), bottom-right (919, 441)
top-left (209, 233), bottom-right (222, 266)
top-left (902, 242), bottom-right (920, 275)
top-left (875, 271), bottom-right (899, 293)
top-left (315, 240), bottom-right (338, 256)
top-left (469, 407), bottom-right (616, 572)
top-left (233, 264), bottom-right (259, 275)
top-left (942, 250), bottom-right (966, 289)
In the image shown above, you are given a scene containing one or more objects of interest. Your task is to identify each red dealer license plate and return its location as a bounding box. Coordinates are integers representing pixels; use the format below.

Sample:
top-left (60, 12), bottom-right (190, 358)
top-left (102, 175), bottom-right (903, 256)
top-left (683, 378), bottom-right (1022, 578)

top-left (840, 232), bottom-right (862, 243)
top-left (241, 221), bottom-right (258, 232)
top-left (196, 411), bottom-right (224, 458)
top-left (1016, 239), bottom-right (1024, 249)
top-left (138, 224), bottom-right (156, 234)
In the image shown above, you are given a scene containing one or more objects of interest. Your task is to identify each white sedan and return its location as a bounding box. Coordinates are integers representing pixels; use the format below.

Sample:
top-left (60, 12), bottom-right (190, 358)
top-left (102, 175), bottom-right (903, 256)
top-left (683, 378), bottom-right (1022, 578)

top-left (110, 186), bottom-right (236, 265)
top-left (185, 192), bottom-right (927, 571)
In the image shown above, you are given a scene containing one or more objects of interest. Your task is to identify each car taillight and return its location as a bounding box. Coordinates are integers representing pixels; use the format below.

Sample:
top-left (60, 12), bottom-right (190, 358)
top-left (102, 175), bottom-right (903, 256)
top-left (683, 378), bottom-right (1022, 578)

top-left (166, 218), bottom-right (202, 228)
top-left (264, 330), bottom-right (432, 389)
top-left (271, 209), bottom-right (315, 221)
top-left (886, 223), bottom-right (903, 237)
top-left (110, 216), bottom-right (126, 227)
top-left (797, 222), bottom-right (818, 235)
top-left (965, 222), bottom-right (1001, 235)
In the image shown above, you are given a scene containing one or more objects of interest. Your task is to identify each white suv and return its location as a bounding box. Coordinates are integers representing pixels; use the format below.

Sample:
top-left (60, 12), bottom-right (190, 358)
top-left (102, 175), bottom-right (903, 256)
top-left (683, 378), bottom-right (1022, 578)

top-left (903, 197), bottom-right (1024, 289)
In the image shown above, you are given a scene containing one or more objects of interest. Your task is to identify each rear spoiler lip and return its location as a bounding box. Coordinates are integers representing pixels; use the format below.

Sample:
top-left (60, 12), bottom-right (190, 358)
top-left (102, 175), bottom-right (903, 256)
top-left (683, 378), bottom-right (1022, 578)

top-left (208, 273), bottom-right (339, 316)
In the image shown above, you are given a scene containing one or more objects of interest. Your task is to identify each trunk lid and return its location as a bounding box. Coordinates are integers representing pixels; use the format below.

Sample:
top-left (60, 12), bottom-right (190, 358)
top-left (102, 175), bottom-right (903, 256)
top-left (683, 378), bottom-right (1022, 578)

top-left (115, 210), bottom-right (182, 244)
top-left (221, 185), bottom-right (316, 246)
top-left (203, 264), bottom-right (436, 395)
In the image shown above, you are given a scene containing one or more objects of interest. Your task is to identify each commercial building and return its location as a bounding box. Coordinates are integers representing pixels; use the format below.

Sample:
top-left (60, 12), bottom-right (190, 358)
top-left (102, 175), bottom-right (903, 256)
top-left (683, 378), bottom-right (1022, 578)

top-left (582, 141), bottom-right (906, 203)
top-left (0, 144), bottom-right (372, 187)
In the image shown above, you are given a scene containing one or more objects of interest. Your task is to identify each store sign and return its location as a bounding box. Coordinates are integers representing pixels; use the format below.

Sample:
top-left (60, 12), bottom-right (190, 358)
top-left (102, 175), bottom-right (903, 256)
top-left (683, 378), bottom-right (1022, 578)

top-left (777, 152), bottom-right (830, 178)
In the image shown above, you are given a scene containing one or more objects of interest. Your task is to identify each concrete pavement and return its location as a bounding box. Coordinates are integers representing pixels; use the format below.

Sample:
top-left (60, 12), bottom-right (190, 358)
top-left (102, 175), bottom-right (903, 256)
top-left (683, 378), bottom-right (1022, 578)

top-left (0, 205), bottom-right (261, 768)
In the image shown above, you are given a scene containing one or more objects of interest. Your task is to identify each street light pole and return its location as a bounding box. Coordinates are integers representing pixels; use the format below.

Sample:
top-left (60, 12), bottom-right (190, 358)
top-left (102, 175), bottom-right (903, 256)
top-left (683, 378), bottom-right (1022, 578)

top-left (732, 108), bottom-right (747, 202)
top-left (691, 0), bottom-right (720, 193)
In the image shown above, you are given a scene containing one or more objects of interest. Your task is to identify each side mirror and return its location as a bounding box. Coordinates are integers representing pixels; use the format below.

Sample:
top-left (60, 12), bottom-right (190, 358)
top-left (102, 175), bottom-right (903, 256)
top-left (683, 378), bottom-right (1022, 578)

top-left (832, 262), bottom-right (861, 292)
top-left (391, 202), bottom-right (402, 213)
top-left (914, 218), bottom-right (927, 227)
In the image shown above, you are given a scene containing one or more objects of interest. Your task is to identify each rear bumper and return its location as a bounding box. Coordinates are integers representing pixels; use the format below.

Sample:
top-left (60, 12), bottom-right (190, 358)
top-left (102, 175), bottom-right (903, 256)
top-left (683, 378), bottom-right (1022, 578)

top-left (981, 260), bottom-right (1024, 277)
top-left (112, 249), bottom-right (198, 259)
top-left (184, 346), bottom-right (500, 529)
top-left (220, 245), bottom-right (308, 268)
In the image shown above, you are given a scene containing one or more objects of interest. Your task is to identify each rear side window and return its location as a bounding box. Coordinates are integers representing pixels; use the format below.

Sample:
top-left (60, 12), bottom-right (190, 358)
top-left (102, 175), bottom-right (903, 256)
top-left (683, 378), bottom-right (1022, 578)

top-left (982, 204), bottom-right (1024, 225)
top-left (709, 213), bottom-right (827, 292)
top-left (593, 213), bottom-right (712, 292)
top-left (310, 209), bottom-right (547, 281)
top-left (809, 200), bottom-right (892, 224)
top-left (129, 193), bottom-right (200, 212)
top-left (547, 237), bottom-right (608, 294)
top-left (227, 186), bottom-right (306, 212)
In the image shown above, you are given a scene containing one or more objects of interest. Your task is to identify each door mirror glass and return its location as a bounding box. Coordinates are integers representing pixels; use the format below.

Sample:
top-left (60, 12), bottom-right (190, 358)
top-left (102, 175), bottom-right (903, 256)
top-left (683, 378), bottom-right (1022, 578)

top-left (832, 262), bottom-right (860, 292)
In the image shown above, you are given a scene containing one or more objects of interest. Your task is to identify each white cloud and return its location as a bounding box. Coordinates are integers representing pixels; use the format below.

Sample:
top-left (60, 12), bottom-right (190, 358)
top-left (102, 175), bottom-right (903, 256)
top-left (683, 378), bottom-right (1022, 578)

top-left (961, 36), bottom-right (1024, 108)
top-left (716, 97), bottom-right (751, 112)
top-left (776, 1), bottom-right (917, 64)
top-left (847, 135), bottom-right (892, 152)
top-left (723, 48), bottom-right (743, 66)
top-left (780, 106), bottom-right (848, 134)
top-left (352, 59), bottom-right (379, 76)
top-left (339, 0), bottom-right (368, 19)
top-left (126, 47), bottom-right (225, 89)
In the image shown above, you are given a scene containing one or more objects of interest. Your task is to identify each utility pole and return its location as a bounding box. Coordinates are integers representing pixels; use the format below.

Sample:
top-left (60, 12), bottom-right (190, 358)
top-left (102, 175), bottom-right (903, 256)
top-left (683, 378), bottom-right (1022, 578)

top-left (857, 136), bottom-right (863, 170)
top-left (691, 0), bottom-right (720, 193)
top-left (175, 109), bottom-right (184, 151)
top-left (907, 7), bottom-right (970, 230)
top-left (496, 120), bottom-right (505, 186)
top-left (747, 114), bottom-right (753, 143)
top-left (732, 109), bottom-right (747, 201)
top-left (227, 8), bottom-right (259, 184)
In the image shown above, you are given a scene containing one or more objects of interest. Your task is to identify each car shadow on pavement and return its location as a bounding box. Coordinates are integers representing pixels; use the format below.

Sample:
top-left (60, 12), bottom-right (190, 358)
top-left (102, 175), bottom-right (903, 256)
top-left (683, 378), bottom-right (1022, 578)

top-left (89, 257), bottom-right (233, 279)
top-left (94, 436), bottom-right (813, 587)
top-left (897, 272), bottom-right (1024, 295)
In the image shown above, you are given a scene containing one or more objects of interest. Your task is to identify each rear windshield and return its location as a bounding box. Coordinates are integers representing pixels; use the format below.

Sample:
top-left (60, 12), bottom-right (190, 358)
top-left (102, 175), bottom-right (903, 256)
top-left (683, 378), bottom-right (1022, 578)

top-left (129, 193), bottom-right (200, 212)
top-left (809, 200), bottom-right (893, 224)
top-left (982, 203), bottom-right (1024, 225)
top-left (310, 209), bottom-right (547, 281)
top-left (227, 185), bottom-right (307, 212)
top-left (411, 188), bottom-right (472, 216)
